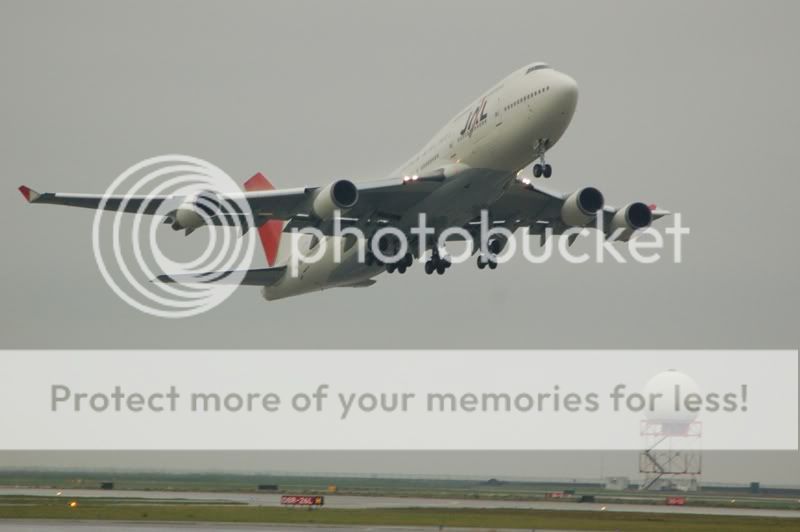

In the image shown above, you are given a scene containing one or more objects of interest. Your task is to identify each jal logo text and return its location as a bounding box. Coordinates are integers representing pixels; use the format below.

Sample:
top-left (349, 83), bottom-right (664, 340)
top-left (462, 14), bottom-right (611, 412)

top-left (460, 98), bottom-right (488, 136)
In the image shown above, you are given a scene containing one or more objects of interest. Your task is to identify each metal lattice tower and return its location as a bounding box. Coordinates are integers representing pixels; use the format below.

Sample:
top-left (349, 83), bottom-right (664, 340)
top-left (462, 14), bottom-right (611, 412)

top-left (639, 420), bottom-right (702, 491)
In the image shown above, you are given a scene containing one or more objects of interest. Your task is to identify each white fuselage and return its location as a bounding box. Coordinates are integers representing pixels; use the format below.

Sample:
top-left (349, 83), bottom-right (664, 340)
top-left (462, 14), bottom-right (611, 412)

top-left (264, 63), bottom-right (579, 300)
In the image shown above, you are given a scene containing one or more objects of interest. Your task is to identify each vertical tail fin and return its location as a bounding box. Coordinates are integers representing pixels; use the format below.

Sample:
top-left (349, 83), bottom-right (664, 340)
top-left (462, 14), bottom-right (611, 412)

top-left (244, 173), bottom-right (283, 267)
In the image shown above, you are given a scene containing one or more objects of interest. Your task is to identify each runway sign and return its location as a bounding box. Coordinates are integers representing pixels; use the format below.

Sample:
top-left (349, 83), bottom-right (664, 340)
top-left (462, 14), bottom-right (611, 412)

top-left (281, 495), bottom-right (324, 506)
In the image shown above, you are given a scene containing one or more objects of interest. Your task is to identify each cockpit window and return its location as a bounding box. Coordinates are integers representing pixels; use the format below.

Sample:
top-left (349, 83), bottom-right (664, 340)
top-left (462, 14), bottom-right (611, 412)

top-left (525, 64), bottom-right (551, 74)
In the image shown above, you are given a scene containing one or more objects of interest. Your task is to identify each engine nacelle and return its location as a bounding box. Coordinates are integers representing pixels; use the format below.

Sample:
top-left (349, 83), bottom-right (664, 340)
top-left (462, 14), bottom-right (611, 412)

top-left (174, 207), bottom-right (204, 231)
top-left (312, 179), bottom-right (359, 220)
top-left (609, 202), bottom-right (653, 232)
top-left (172, 192), bottom-right (221, 231)
top-left (560, 187), bottom-right (605, 227)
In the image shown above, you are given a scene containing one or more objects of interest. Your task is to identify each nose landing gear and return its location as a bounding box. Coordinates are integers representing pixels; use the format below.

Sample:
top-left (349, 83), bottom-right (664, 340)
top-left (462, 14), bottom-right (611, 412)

top-left (532, 139), bottom-right (552, 178)
top-left (532, 162), bottom-right (552, 178)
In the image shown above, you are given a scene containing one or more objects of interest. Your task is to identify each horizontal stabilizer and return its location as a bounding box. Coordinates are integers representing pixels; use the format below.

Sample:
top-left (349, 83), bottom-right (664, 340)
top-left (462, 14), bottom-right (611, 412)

top-left (342, 279), bottom-right (377, 288)
top-left (155, 266), bottom-right (286, 287)
top-left (283, 214), bottom-right (360, 234)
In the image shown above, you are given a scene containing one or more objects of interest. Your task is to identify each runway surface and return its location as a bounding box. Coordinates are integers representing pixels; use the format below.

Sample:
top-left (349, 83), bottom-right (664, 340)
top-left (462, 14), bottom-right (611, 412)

top-left (0, 521), bottom-right (587, 532)
top-left (1, 487), bottom-right (799, 519)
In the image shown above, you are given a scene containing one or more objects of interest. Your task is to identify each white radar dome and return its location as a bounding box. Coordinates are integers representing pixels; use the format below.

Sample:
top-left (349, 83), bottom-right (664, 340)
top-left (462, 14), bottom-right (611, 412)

top-left (643, 369), bottom-right (700, 433)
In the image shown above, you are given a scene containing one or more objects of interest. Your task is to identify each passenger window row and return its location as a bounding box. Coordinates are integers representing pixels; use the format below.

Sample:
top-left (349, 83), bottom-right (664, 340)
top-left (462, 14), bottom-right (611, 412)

top-left (421, 153), bottom-right (439, 170)
top-left (504, 86), bottom-right (550, 111)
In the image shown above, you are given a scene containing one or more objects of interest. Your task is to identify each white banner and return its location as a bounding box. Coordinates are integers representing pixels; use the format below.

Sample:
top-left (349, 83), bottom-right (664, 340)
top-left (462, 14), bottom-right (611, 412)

top-left (0, 350), bottom-right (796, 450)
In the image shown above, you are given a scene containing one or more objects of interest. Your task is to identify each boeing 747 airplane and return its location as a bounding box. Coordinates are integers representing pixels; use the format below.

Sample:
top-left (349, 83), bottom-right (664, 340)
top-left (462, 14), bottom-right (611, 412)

top-left (19, 62), bottom-right (667, 300)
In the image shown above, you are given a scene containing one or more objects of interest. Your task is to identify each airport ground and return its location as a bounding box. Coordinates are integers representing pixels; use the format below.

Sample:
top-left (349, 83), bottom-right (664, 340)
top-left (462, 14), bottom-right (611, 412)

top-left (0, 472), bottom-right (798, 530)
top-left (1, 499), bottom-right (799, 532)
top-left (1, 471), bottom-right (798, 511)
top-left (0, 522), bottom-right (648, 532)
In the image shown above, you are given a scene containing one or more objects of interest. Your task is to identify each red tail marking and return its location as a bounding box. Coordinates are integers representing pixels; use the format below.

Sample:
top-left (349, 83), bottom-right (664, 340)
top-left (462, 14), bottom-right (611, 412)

top-left (648, 203), bottom-right (657, 211)
top-left (244, 173), bottom-right (282, 266)
top-left (18, 185), bottom-right (32, 202)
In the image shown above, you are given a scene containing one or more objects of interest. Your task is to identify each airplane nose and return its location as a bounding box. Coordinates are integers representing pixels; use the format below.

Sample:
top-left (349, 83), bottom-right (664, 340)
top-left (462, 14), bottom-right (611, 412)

top-left (555, 72), bottom-right (579, 112)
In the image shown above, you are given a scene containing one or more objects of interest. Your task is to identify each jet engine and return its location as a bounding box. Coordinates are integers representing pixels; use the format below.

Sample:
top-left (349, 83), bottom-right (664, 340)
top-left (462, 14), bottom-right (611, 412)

top-left (560, 187), bottom-right (605, 227)
top-left (609, 202), bottom-right (653, 232)
top-left (312, 179), bottom-right (359, 220)
top-left (171, 191), bottom-right (222, 233)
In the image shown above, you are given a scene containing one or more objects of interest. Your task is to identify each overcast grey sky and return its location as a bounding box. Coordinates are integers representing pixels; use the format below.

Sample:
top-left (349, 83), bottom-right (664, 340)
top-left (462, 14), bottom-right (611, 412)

top-left (1, 1), bottom-right (798, 484)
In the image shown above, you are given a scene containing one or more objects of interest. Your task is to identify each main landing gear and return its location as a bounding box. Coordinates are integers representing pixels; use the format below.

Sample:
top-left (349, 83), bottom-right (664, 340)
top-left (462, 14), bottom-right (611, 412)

top-left (367, 234), bottom-right (414, 274)
top-left (424, 251), bottom-right (451, 275)
top-left (384, 253), bottom-right (414, 274)
top-left (477, 254), bottom-right (498, 270)
top-left (477, 238), bottom-right (503, 270)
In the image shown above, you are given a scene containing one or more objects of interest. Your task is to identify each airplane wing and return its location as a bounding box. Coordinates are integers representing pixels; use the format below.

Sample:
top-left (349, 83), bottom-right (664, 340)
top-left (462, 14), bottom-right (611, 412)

top-left (17, 186), bottom-right (168, 214)
top-left (239, 178), bottom-right (441, 221)
top-left (18, 172), bottom-right (667, 242)
top-left (482, 177), bottom-right (669, 241)
top-left (17, 175), bottom-right (443, 227)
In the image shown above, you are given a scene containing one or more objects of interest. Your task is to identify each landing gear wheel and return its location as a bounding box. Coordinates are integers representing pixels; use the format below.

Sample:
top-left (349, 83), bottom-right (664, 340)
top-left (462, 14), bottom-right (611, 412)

top-left (403, 254), bottom-right (413, 267)
top-left (543, 164), bottom-right (552, 178)
top-left (387, 263), bottom-right (396, 274)
top-left (436, 262), bottom-right (446, 275)
top-left (424, 261), bottom-right (435, 275)
top-left (533, 164), bottom-right (543, 178)
top-left (477, 256), bottom-right (487, 269)
top-left (488, 259), bottom-right (498, 270)
top-left (397, 264), bottom-right (407, 274)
